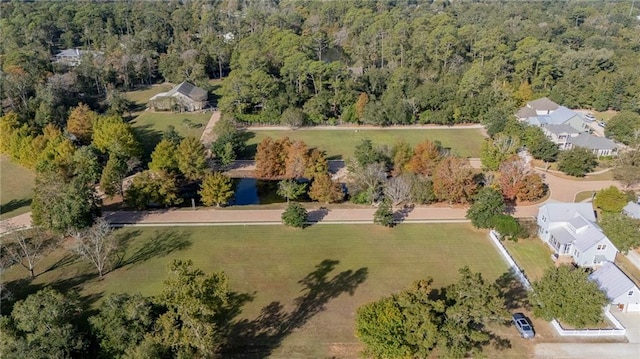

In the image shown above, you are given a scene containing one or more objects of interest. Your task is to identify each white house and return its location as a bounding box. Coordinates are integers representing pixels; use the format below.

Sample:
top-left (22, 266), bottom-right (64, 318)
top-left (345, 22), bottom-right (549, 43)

top-left (537, 203), bottom-right (618, 267)
top-left (622, 201), bottom-right (640, 220)
top-left (589, 261), bottom-right (640, 312)
top-left (516, 97), bottom-right (560, 119)
top-left (54, 48), bottom-right (103, 67)
top-left (148, 82), bottom-right (208, 112)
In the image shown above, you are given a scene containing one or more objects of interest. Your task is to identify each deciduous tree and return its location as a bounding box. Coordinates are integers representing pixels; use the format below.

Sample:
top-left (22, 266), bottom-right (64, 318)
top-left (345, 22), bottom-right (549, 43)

top-left (149, 139), bottom-right (179, 173)
top-left (285, 140), bottom-right (309, 179)
top-left (254, 136), bottom-right (291, 179)
top-left (66, 103), bottom-right (98, 144)
top-left (199, 172), bottom-right (234, 207)
top-left (277, 179), bottom-right (307, 203)
top-left (308, 173), bottom-right (344, 203)
top-left (498, 158), bottom-right (544, 202)
top-left (557, 147), bottom-right (597, 177)
top-left (1, 227), bottom-right (58, 278)
top-left (71, 218), bottom-right (120, 279)
top-left (383, 175), bottom-right (412, 207)
top-left (92, 115), bottom-right (140, 158)
top-left (154, 259), bottom-right (229, 357)
top-left (432, 157), bottom-right (477, 204)
top-left (605, 111), bottom-right (640, 146)
top-left (177, 137), bottom-right (208, 181)
top-left (1, 288), bottom-right (86, 358)
top-left (530, 265), bottom-right (608, 328)
top-left (89, 293), bottom-right (158, 359)
top-left (600, 213), bottom-right (640, 254)
top-left (390, 140), bottom-right (413, 176)
top-left (405, 140), bottom-right (442, 176)
top-left (304, 148), bottom-right (329, 179)
top-left (100, 154), bottom-right (128, 197)
top-left (492, 214), bottom-right (527, 241)
top-left (613, 146), bottom-right (640, 188)
top-left (593, 186), bottom-right (628, 213)
top-left (466, 187), bottom-right (506, 229)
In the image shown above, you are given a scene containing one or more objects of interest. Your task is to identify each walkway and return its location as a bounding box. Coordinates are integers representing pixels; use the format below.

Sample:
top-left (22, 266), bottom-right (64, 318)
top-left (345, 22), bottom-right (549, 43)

top-left (200, 110), bottom-right (221, 144)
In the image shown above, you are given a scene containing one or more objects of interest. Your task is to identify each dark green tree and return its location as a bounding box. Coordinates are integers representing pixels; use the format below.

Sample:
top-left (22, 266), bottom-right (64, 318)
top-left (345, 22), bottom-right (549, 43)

top-left (124, 170), bottom-right (182, 210)
top-left (281, 201), bottom-right (308, 228)
top-left (89, 294), bottom-right (158, 358)
top-left (557, 147), bottom-right (598, 177)
top-left (153, 259), bottom-right (229, 358)
top-left (600, 213), bottom-right (640, 254)
top-left (492, 214), bottom-right (527, 241)
top-left (530, 265), bottom-right (608, 328)
top-left (466, 187), bottom-right (506, 229)
top-left (0, 288), bottom-right (86, 358)
top-left (605, 112), bottom-right (640, 146)
top-left (373, 198), bottom-right (394, 227)
top-left (100, 154), bottom-right (128, 197)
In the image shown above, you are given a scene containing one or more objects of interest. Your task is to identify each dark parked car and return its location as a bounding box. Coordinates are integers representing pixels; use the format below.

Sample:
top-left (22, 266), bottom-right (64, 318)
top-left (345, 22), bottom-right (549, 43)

top-left (512, 313), bottom-right (535, 339)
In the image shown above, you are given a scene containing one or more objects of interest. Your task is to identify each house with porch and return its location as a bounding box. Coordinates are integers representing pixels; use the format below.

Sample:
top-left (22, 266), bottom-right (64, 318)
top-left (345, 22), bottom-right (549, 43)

top-left (149, 82), bottom-right (208, 112)
top-left (53, 48), bottom-right (103, 67)
top-left (589, 261), bottom-right (640, 312)
top-left (537, 202), bottom-right (618, 268)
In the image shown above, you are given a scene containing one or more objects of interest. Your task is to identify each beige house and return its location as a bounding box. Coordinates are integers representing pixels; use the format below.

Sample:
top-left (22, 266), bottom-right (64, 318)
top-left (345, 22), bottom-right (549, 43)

top-left (149, 82), bottom-right (208, 112)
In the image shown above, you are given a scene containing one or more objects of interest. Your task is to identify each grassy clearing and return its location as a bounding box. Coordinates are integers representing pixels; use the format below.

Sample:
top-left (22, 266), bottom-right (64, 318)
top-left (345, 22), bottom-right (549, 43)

top-left (4, 223), bottom-right (535, 358)
top-left (124, 84), bottom-right (173, 112)
top-left (503, 238), bottom-right (554, 282)
top-left (574, 190), bottom-right (596, 203)
top-left (130, 111), bottom-right (211, 161)
top-left (0, 156), bottom-right (35, 220)
top-left (242, 128), bottom-right (486, 160)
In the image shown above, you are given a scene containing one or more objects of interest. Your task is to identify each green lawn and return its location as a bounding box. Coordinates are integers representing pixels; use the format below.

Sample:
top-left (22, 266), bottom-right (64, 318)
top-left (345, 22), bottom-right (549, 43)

top-left (503, 238), bottom-right (554, 282)
top-left (242, 128), bottom-right (486, 160)
top-left (574, 190), bottom-right (596, 203)
top-left (125, 84), bottom-right (173, 111)
top-left (4, 224), bottom-right (519, 358)
top-left (130, 111), bottom-right (211, 161)
top-left (0, 155), bottom-right (35, 220)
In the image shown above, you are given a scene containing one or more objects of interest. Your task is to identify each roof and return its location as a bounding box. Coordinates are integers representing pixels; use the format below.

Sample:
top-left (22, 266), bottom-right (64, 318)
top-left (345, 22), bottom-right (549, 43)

top-left (55, 49), bottom-right (103, 57)
top-left (623, 201), bottom-right (640, 219)
top-left (568, 134), bottom-right (618, 150)
top-left (527, 97), bottom-right (560, 111)
top-left (547, 106), bottom-right (582, 125)
top-left (590, 262), bottom-right (638, 300)
top-left (517, 106), bottom-right (537, 119)
top-left (544, 124), bottom-right (580, 135)
top-left (150, 82), bottom-right (207, 102)
top-left (541, 203), bottom-right (596, 222)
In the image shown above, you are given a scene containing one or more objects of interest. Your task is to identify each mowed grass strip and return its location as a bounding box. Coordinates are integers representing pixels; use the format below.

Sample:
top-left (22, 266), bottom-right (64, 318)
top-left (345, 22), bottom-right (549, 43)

top-left (4, 224), bottom-right (510, 358)
top-left (503, 238), bottom-right (554, 282)
top-left (243, 128), bottom-right (486, 160)
top-left (0, 155), bottom-right (35, 220)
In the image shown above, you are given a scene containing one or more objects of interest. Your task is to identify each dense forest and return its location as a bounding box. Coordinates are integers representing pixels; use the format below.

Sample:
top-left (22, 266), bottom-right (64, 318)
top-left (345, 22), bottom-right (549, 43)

top-left (1, 0), bottom-right (640, 131)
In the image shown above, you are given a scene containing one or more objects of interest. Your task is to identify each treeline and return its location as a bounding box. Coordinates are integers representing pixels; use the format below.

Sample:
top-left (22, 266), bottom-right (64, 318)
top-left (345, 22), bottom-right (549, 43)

top-left (2, 1), bottom-right (640, 132)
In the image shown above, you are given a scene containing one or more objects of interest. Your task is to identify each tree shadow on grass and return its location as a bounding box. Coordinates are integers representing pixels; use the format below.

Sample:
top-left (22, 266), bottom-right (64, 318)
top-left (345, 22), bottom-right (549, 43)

top-left (495, 269), bottom-right (530, 311)
top-left (0, 198), bottom-right (32, 214)
top-left (131, 123), bottom-right (162, 163)
top-left (222, 259), bottom-right (368, 358)
top-left (117, 228), bottom-right (191, 268)
top-left (44, 252), bottom-right (79, 274)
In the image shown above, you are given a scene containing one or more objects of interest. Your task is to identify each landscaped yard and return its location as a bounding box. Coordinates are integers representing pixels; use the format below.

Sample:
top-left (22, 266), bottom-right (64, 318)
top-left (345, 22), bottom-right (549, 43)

top-left (503, 238), bottom-right (555, 282)
top-left (242, 128), bottom-right (486, 160)
top-left (0, 155), bottom-right (35, 220)
top-left (3, 223), bottom-right (544, 358)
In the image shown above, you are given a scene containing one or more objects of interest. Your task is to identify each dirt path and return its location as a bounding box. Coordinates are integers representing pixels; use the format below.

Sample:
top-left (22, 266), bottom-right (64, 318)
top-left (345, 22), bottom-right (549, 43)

top-left (200, 110), bottom-right (221, 144)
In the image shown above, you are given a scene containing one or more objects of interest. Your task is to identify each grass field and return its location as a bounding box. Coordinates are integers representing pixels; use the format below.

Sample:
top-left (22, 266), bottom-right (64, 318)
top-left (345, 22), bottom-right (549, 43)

top-left (0, 156), bottom-right (35, 220)
top-left (574, 190), bottom-right (596, 202)
top-left (130, 111), bottom-right (211, 161)
top-left (3, 223), bottom-right (543, 358)
top-left (242, 128), bottom-right (486, 160)
top-left (125, 84), bottom-right (173, 112)
top-left (503, 238), bottom-right (554, 282)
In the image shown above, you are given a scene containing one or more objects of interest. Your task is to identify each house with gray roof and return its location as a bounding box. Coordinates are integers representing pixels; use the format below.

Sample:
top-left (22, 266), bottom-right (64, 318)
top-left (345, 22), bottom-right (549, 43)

top-left (54, 48), bottom-right (103, 67)
top-left (623, 201), bottom-right (640, 220)
top-left (149, 82), bottom-right (208, 112)
top-left (589, 261), bottom-right (640, 312)
top-left (516, 97), bottom-right (560, 119)
top-left (567, 134), bottom-right (618, 157)
top-left (537, 202), bottom-right (618, 267)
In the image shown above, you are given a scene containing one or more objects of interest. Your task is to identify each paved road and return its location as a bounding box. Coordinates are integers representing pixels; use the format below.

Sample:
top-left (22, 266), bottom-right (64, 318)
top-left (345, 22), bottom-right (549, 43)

top-left (535, 343), bottom-right (640, 359)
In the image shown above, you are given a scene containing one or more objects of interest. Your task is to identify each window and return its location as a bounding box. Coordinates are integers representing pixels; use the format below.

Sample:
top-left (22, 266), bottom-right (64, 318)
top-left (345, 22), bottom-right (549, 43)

top-left (629, 291), bottom-right (634, 297)
top-left (597, 244), bottom-right (606, 251)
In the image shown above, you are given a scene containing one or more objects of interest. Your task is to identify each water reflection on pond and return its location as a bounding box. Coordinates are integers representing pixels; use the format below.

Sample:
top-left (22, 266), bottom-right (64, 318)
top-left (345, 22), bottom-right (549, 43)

top-left (232, 178), bottom-right (284, 205)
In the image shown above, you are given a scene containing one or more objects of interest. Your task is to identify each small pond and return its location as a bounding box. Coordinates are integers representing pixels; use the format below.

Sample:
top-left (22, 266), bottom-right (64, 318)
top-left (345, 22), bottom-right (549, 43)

top-left (232, 178), bottom-right (316, 205)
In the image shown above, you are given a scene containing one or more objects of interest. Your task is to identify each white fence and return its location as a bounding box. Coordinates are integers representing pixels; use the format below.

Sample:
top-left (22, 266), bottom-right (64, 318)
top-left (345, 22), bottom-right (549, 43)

top-left (488, 231), bottom-right (627, 337)
top-left (488, 230), bottom-right (532, 289)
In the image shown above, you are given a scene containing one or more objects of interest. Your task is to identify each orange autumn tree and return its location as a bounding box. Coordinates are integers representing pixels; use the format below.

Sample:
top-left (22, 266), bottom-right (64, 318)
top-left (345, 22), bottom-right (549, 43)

top-left (498, 158), bottom-right (546, 202)
top-left (432, 156), bottom-right (477, 204)
top-left (254, 136), bottom-right (291, 179)
top-left (405, 140), bottom-right (443, 177)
